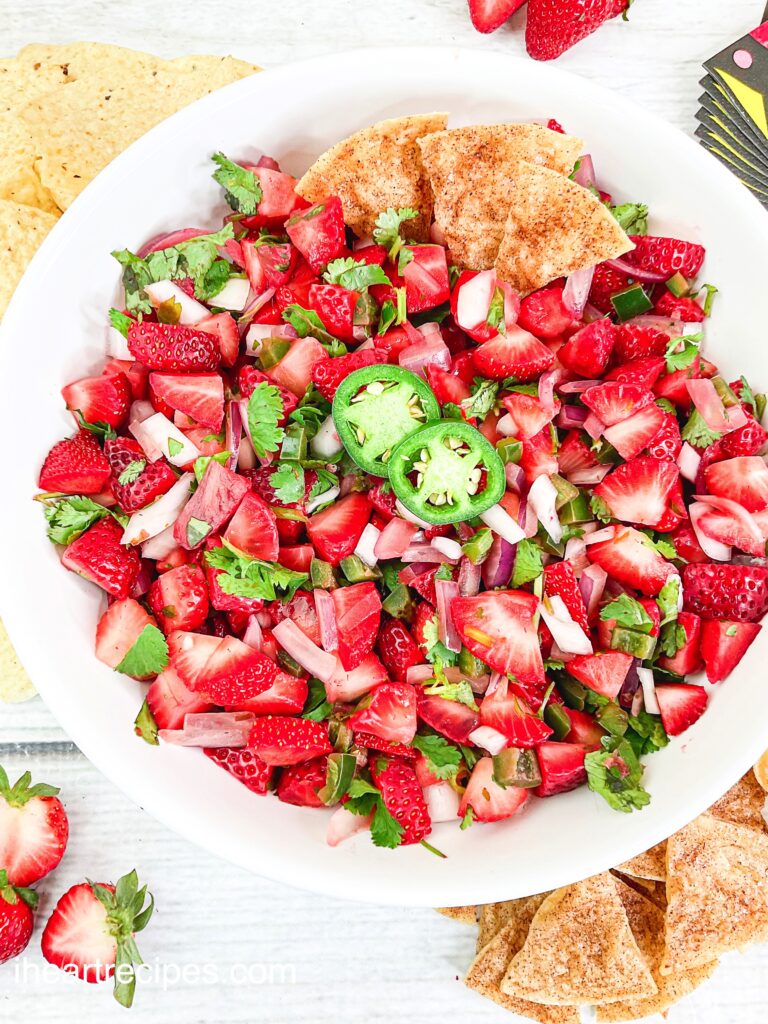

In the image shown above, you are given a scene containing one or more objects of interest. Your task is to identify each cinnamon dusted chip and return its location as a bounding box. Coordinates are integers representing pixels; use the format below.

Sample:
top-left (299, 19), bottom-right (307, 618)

top-left (500, 873), bottom-right (657, 1006)
top-left (0, 198), bottom-right (58, 318)
top-left (616, 841), bottom-right (667, 882)
top-left (662, 812), bottom-right (768, 974)
top-left (709, 770), bottom-right (767, 832)
top-left (416, 123), bottom-right (583, 269)
top-left (755, 750), bottom-right (768, 792)
top-left (477, 899), bottom-right (529, 952)
top-left (466, 893), bottom-right (579, 1024)
top-left (596, 878), bottom-right (717, 1022)
top-left (435, 905), bottom-right (476, 925)
top-left (495, 162), bottom-right (632, 294)
top-left (610, 871), bottom-right (668, 910)
top-left (297, 114), bottom-right (447, 242)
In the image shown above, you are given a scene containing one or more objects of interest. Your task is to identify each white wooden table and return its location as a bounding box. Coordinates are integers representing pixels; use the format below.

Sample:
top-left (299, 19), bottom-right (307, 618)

top-left (2, 1), bottom-right (768, 1020)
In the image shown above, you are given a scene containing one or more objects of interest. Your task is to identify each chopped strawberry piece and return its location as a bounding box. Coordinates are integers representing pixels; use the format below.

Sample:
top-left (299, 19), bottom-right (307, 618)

top-left (276, 757), bottom-right (328, 807)
top-left (61, 517), bottom-right (140, 599)
top-left (624, 236), bottom-right (705, 278)
top-left (613, 323), bottom-right (669, 364)
top-left (266, 337), bottom-right (326, 398)
top-left (306, 492), bottom-right (371, 565)
top-left (148, 373), bottom-right (224, 430)
top-left (603, 404), bottom-right (665, 461)
top-left (700, 619), bottom-right (762, 684)
top-left (654, 292), bottom-right (705, 322)
top-left (273, 592), bottom-right (321, 645)
top-left (147, 564), bottom-right (209, 635)
top-left (39, 431), bottom-right (111, 494)
top-left (248, 716), bottom-right (332, 766)
top-left (704, 456), bottom-right (768, 513)
top-left (204, 746), bottom-right (274, 794)
top-left (196, 312), bottom-right (240, 368)
top-left (719, 415), bottom-right (768, 459)
top-left (670, 522), bottom-right (709, 564)
top-left (534, 742), bottom-right (590, 797)
top-left (645, 412), bottom-right (682, 462)
top-left (520, 425), bottom-right (558, 483)
top-left (223, 492), bottom-right (280, 561)
top-left (594, 457), bottom-right (679, 529)
top-left (145, 667), bottom-right (212, 731)
top-left (472, 325), bottom-right (555, 382)
top-left (587, 527), bottom-right (675, 596)
top-left (127, 321), bottom-right (221, 372)
top-left (95, 597), bottom-right (157, 675)
top-left (285, 196), bottom-right (346, 272)
top-left (354, 732), bottom-right (417, 761)
top-left (257, 242), bottom-right (300, 288)
top-left (370, 759), bottom-right (431, 844)
top-left (480, 680), bottom-right (553, 747)
top-left (657, 612), bottom-right (703, 676)
top-left (331, 582), bottom-right (382, 670)
top-left (561, 707), bottom-right (606, 746)
top-left (174, 460), bottom-right (250, 550)
top-left (517, 284), bottom-right (572, 338)
top-left (325, 653), bottom-right (388, 702)
top-left (452, 591), bottom-right (545, 684)
top-left (567, 651), bottom-right (633, 700)
top-left (655, 683), bottom-right (708, 736)
top-left (682, 563), bottom-right (768, 623)
top-left (501, 392), bottom-right (556, 440)
top-left (605, 356), bottom-right (666, 389)
top-left (349, 682), bottom-right (418, 745)
top-left (425, 366), bottom-right (472, 406)
top-left (417, 694), bottom-right (479, 744)
top-left (308, 283), bottom-right (360, 340)
top-left (557, 430), bottom-right (599, 476)
top-left (467, 0), bottom-right (527, 33)
top-left (376, 618), bottom-right (423, 681)
top-left (310, 350), bottom-right (382, 401)
top-left (230, 671), bottom-right (308, 715)
top-left (458, 757), bottom-right (529, 823)
top-left (589, 263), bottom-right (632, 315)
top-left (402, 244), bottom-right (450, 314)
top-left (104, 436), bottom-right (177, 512)
top-left (582, 382), bottom-right (655, 426)
top-left (62, 372), bottom-right (131, 430)
top-left (558, 319), bottom-right (615, 377)
top-left (544, 561), bottom-right (590, 637)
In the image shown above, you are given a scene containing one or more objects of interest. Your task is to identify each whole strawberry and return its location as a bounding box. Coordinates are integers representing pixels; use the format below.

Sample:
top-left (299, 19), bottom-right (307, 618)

top-left (0, 870), bottom-right (38, 965)
top-left (0, 767), bottom-right (69, 886)
top-left (526, 0), bottom-right (630, 61)
top-left (41, 870), bottom-right (154, 1008)
top-left (683, 564), bottom-right (768, 624)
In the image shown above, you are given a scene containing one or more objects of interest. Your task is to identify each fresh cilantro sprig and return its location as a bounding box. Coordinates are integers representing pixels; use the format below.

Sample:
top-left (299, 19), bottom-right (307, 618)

top-left (302, 679), bottom-right (333, 722)
top-left (247, 382), bottom-right (285, 458)
top-left (422, 614), bottom-right (459, 666)
top-left (109, 308), bottom-right (133, 338)
top-left (343, 778), bottom-right (404, 849)
top-left (423, 679), bottom-right (479, 710)
top-left (205, 542), bottom-right (309, 602)
top-left (211, 153), bottom-right (263, 214)
top-left (511, 538), bottom-right (543, 588)
top-left (323, 257), bottom-right (390, 292)
top-left (610, 202), bottom-right (648, 235)
top-left (485, 287), bottom-right (507, 336)
top-left (664, 333), bottom-right (702, 373)
top-left (681, 409), bottom-right (722, 448)
top-left (411, 734), bottom-right (462, 780)
top-left (461, 380), bottom-right (498, 423)
top-left (117, 459), bottom-right (146, 486)
top-left (281, 303), bottom-right (336, 346)
top-left (372, 207), bottom-right (418, 260)
top-left (600, 593), bottom-right (654, 634)
top-left (585, 736), bottom-right (651, 813)
top-left (116, 625), bottom-right (169, 679)
top-left (626, 710), bottom-right (669, 757)
top-left (270, 463), bottom-right (305, 503)
top-left (43, 495), bottom-right (112, 546)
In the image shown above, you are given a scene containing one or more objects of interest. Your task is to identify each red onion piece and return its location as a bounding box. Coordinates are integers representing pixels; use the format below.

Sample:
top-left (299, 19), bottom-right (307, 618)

top-left (505, 462), bottom-right (526, 493)
top-left (458, 556), bottom-right (482, 597)
top-left (160, 711), bottom-right (254, 748)
top-left (137, 227), bottom-right (206, 258)
top-left (398, 334), bottom-right (452, 377)
top-left (584, 525), bottom-right (617, 545)
top-left (468, 725), bottom-right (508, 755)
top-left (225, 401), bottom-right (243, 472)
top-left (435, 578), bottom-right (462, 653)
top-left (617, 659), bottom-right (641, 711)
top-left (677, 442), bottom-right (701, 483)
top-left (237, 286), bottom-right (276, 328)
top-left (538, 368), bottom-right (564, 418)
top-left (432, 536), bottom-right (463, 561)
top-left (425, 782), bottom-right (461, 821)
top-left (562, 265), bottom-right (595, 317)
top-left (314, 589), bottom-right (339, 654)
top-left (557, 405), bottom-right (590, 430)
top-left (583, 412), bottom-right (606, 439)
top-left (693, 493), bottom-right (765, 548)
top-left (272, 619), bottom-right (337, 682)
top-left (567, 464), bottom-right (611, 486)
top-left (686, 379), bottom-right (748, 434)
top-left (131, 562), bottom-right (152, 599)
top-left (402, 543), bottom-right (459, 564)
top-left (572, 154), bottom-right (596, 189)
top-left (689, 502), bottom-right (732, 561)
top-left (604, 256), bottom-right (667, 283)
top-left (630, 314), bottom-right (685, 337)
top-left (559, 379), bottom-right (602, 394)
top-left (482, 534), bottom-right (515, 589)
top-left (579, 563), bottom-right (607, 619)
top-left (326, 805), bottom-right (372, 846)
top-left (242, 615), bottom-right (263, 652)
top-left (406, 664), bottom-right (435, 685)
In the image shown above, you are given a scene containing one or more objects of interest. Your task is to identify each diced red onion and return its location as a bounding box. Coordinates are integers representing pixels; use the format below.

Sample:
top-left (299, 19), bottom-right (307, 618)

top-left (458, 556), bottom-right (482, 597)
top-left (637, 667), bottom-right (660, 715)
top-left (520, 497), bottom-right (538, 539)
top-left (693, 493), bottom-right (765, 549)
top-left (455, 269), bottom-right (496, 331)
top-left (128, 417), bottom-right (163, 463)
top-left (160, 711), bottom-right (254, 748)
top-left (314, 589), bottom-right (339, 654)
top-left (432, 536), bottom-right (463, 561)
top-left (528, 475), bottom-right (563, 544)
top-left (354, 523), bottom-right (381, 567)
top-left (418, 321), bottom-right (443, 338)
top-left (564, 536), bottom-right (588, 572)
top-left (374, 518), bottom-right (418, 560)
top-left (562, 266), bottom-right (595, 318)
top-left (572, 153), bottom-right (596, 189)
top-left (540, 595), bottom-right (593, 655)
top-left (497, 413), bottom-right (517, 438)
top-left (129, 399), bottom-right (156, 424)
top-left (398, 334), bottom-right (452, 377)
top-left (584, 525), bottom-right (617, 545)
top-left (579, 563), bottom-right (608, 619)
top-left (631, 688), bottom-right (644, 717)
top-left (326, 805), bottom-right (372, 847)
top-left (306, 485), bottom-right (340, 514)
top-left (686, 379), bottom-right (748, 434)
top-left (677, 442), bottom-right (701, 483)
top-left (425, 782), bottom-right (461, 822)
top-left (435, 578), bottom-right (462, 653)
top-left (137, 227), bottom-right (206, 258)
top-left (604, 257), bottom-right (667, 283)
top-left (583, 412), bottom-right (606, 440)
top-left (141, 525), bottom-right (178, 561)
top-left (402, 543), bottom-right (458, 565)
top-left (245, 321), bottom-right (296, 356)
top-left (505, 462), bottom-right (526, 493)
top-left (467, 725), bottom-right (508, 755)
top-left (559, 379), bottom-right (602, 394)
top-left (144, 280), bottom-right (209, 324)
top-left (689, 502), bottom-right (732, 561)
top-left (482, 534), bottom-right (516, 589)
top-left (238, 286), bottom-right (276, 327)
top-left (122, 473), bottom-right (194, 546)
top-left (351, 235), bottom-right (375, 250)
top-left (139, 412), bottom-right (200, 467)
top-left (225, 401), bottom-right (242, 473)
top-left (630, 314), bottom-right (685, 337)
top-left (486, 671), bottom-right (504, 697)
top-left (538, 368), bottom-right (564, 418)
top-left (479, 503), bottom-right (526, 545)
top-left (131, 562), bottom-right (152, 599)
top-left (238, 436), bottom-right (257, 471)
top-left (617, 659), bottom-right (641, 711)
top-left (406, 664), bottom-right (435, 685)
top-left (567, 464), bottom-right (611, 487)
top-left (242, 615), bottom-right (263, 652)
top-left (272, 619), bottom-right (337, 683)
top-left (582, 303), bottom-right (603, 323)
top-left (557, 406), bottom-right (590, 431)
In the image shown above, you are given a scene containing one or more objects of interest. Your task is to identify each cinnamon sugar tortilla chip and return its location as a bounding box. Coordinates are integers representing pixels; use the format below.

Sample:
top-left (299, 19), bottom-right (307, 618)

top-left (0, 620), bottom-right (36, 703)
top-left (755, 750), bottom-right (768, 791)
top-left (0, 198), bottom-right (58, 318)
top-left (611, 871), bottom-right (668, 910)
top-left (709, 770), bottom-right (767, 832)
top-left (436, 905), bottom-right (476, 925)
top-left (662, 813), bottom-right (768, 974)
top-left (477, 899), bottom-right (531, 952)
top-left (616, 841), bottom-right (667, 882)
top-left (297, 114), bottom-right (447, 242)
top-left (466, 893), bottom-right (579, 1024)
top-left (495, 162), bottom-right (632, 294)
top-left (596, 878), bottom-right (717, 1022)
top-left (500, 873), bottom-right (657, 1006)
top-left (417, 123), bottom-right (583, 270)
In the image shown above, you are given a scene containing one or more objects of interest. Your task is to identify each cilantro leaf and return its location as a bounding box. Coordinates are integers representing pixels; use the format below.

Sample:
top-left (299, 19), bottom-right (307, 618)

top-left (186, 517), bottom-right (212, 546)
top-left (193, 452), bottom-right (231, 483)
top-left (422, 613), bottom-right (459, 666)
top-left (109, 308), bottom-right (133, 338)
top-left (302, 678), bottom-right (333, 722)
top-left (681, 409), bottom-right (722, 448)
top-left (658, 622), bottom-right (686, 658)
top-left (372, 207), bottom-right (418, 259)
top-left (211, 152), bottom-right (263, 214)
top-left (281, 303), bottom-right (336, 345)
top-left (460, 806), bottom-right (475, 830)
top-left (116, 625), bottom-right (169, 678)
top-left (610, 202), bottom-right (648, 235)
top-left (309, 468), bottom-right (338, 502)
top-left (461, 380), bottom-right (498, 422)
top-left (591, 494), bottom-right (614, 524)
top-left (511, 538), bottom-right (543, 588)
top-left (344, 778), bottom-right (404, 849)
top-left (134, 699), bottom-right (159, 745)
top-left (627, 710), bottom-right (669, 755)
top-left (664, 333), bottom-right (701, 373)
top-left (486, 286), bottom-right (507, 336)
top-left (247, 382), bottom-right (285, 459)
top-left (205, 543), bottom-right (308, 602)
top-left (271, 463), bottom-right (305, 504)
top-left (655, 397), bottom-right (676, 415)
top-left (44, 496), bottom-right (111, 545)
top-left (423, 679), bottom-right (479, 711)
top-left (738, 375), bottom-right (763, 420)
top-left (600, 594), bottom-right (654, 633)
top-left (323, 257), bottom-right (389, 291)
top-left (585, 737), bottom-right (651, 813)
top-left (117, 459), bottom-right (146, 486)
top-left (377, 300), bottom-right (397, 335)
top-left (657, 576), bottom-right (680, 627)
top-left (411, 734), bottom-right (462, 780)
top-left (167, 437), bottom-right (184, 458)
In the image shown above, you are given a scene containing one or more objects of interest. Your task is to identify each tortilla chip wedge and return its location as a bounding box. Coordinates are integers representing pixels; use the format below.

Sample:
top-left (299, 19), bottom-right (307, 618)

top-left (596, 878), bottom-right (717, 1023)
top-left (501, 873), bottom-right (657, 1006)
top-left (417, 123), bottom-right (583, 270)
top-left (0, 620), bottom-right (36, 703)
top-left (663, 813), bottom-right (768, 974)
top-left (495, 162), bottom-right (633, 294)
top-left (477, 899), bottom-right (531, 952)
top-left (755, 750), bottom-right (768, 792)
top-left (297, 113), bottom-right (447, 242)
top-left (435, 905), bottom-right (476, 925)
top-left (0, 199), bottom-right (58, 318)
top-left (466, 893), bottom-right (580, 1024)
top-left (709, 770), bottom-right (767, 832)
top-left (615, 840), bottom-right (667, 882)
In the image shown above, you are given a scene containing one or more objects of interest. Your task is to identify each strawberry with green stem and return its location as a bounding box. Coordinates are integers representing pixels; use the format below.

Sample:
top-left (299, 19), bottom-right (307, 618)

top-left (0, 869), bottom-right (38, 965)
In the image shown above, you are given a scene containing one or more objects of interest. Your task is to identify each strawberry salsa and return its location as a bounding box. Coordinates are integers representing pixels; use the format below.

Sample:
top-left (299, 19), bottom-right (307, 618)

top-left (37, 143), bottom-right (768, 851)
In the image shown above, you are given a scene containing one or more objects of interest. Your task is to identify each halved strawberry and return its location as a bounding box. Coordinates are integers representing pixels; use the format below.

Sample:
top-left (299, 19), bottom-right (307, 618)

top-left (325, 653), bottom-right (388, 702)
top-left (704, 456), bottom-right (768, 513)
top-left (566, 651), bottom-right (633, 700)
top-left (479, 679), bottom-right (552, 747)
top-left (311, 350), bottom-right (382, 401)
top-left (0, 769), bottom-right (69, 887)
top-left (582, 382), bottom-right (655, 426)
top-left (654, 292), bottom-right (705, 322)
top-left (279, 545), bottom-right (314, 573)
top-left (467, 0), bottom-right (527, 33)
top-left (589, 264), bottom-right (632, 315)
top-left (127, 321), bottom-right (221, 372)
top-left (148, 373), bottom-right (224, 430)
top-left (266, 337), bottom-right (327, 398)
top-left (624, 236), bottom-right (705, 278)
top-left (558, 319), bottom-right (615, 377)
top-left (144, 666), bottom-right (212, 731)
top-left (594, 457), bottom-right (679, 528)
top-left (204, 746), bottom-right (274, 794)
top-left (670, 522), bottom-right (708, 564)
top-left (603, 404), bottom-right (665, 460)
top-left (95, 597), bottom-right (157, 674)
top-left (656, 611), bottom-right (703, 676)
top-left (719, 415), bottom-right (768, 459)
top-left (458, 757), bottom-right (529, 823)
top-left (654, 683), bottom-right (708, 736)
top-left (606, 356), bottom-right (667, 391)
top-left (0, 873), bottom-right (35, 964)
top-left (544, 561), bottom-right (590, 637)
top-left (425, 366), bottom-right (472, 407)
top-left (452, 591), bottom-right (545, 683)
top-left (147, 564), bottom-right (209, 635)
top-left (285, 196), bottom-right (346, 272)
top-left (257, 242), bottom-right (300, 288)
top-left (417, 693), bottom-right (479, 744)
top-left (196, 312), bottom-right (240, 367)
top-left (307, 283), bottom-right (360, 340)
top-left (103, 436), bottom-right (177, 513)
top-left (501, 392), bottom-right (556, 440)
top-left (376, 618), bottom-right (423, 681)
top-left (613, 323), bottom-right (669, 363)
top-left (402, 244), bottom-right (450, 314)
top-left (561, 707), bottom-right (606, 746)
top-left (61, 517), bottom-right (141, 599)
top-left (223, 492), bottom-right (279, 561)
top-left (276, 757), bottom-right (327, 807)
top-left (653, 357), bottom-right (715, 409)
top-left (39, 431), bottom-right (111, 494)
top-left (306, 492), bottom-right (372, 565)
top-left (349, 682), bottom-right (418, 744)
top-left (472, 325), bottom-right (555, 382)
top-left (230, 670), bottom-right (308, 715)
top-left (517, 284), bottom-right (572, 338)
top-left (370, 758), bottom-right (432, 844)
top-left (587, 527), bottom-right (675, 596)
top-left (700, 619), bottom-right (762, 683)
top-left (61, 372), bottom-right (131, 430)
top-left (520, 425), bottom-right (558, 483)
top-left (174, 460), bottom-right (250, 550)
top-left (557, 430), bottom-right (599, 476)
top-left (354, 732), bottom-right (417, 761)
top-left (248, 716), bottom-right (332, 766)
top-left (193, 635), bottom-right (278, 705)
top-left (682, 563), bottom-right (768, 623)
top-left (534, 742), bottom-right (590, 797)
top-left (331, 581), bottom-right (381, 670)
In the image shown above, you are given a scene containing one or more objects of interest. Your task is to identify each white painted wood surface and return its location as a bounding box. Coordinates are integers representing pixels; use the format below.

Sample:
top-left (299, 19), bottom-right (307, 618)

top-left (3, 1), bottom-right (768, 1020)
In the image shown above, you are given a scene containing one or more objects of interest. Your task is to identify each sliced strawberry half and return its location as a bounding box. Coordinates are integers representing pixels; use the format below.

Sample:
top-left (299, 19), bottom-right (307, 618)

top-left (582, 382), bottom-right (655, 426)
top-left (285, 196), bottom-right (346, 272)
top-left (624, 236), bottom-right (705, 278)
top-left (276, 757), bottom-right (328, 807)
top-left (558, 319), bottom-right (615, 378)
top-left (452, 591), bottom-right (545, 683)
top-left (147, 564), bottom-right (209, 635)
top-left (95, 597), bottom-right (157, 675)
top-left (0, 770), bottom-right (69, 887)
top-left (534, 742), bottom-right (590, 797)
top-left (103, 436), bottom-right (177, 513)
top-left (594, 457), bottom-right (679, 528)
top-left (127, 321), bottom-right (221, 372)
top-left (331, 581), bottom-right (382, 670)
top-left (703, 456), bottom-right (768, 513)
top-left (587, 527), bottom-right (675, 596)
top-left (468, 0), bottom-right (527, 33)
top-left (61, 517), bottom-right (141, 599)
top-left (61, 372), bottom-right (131, 430)
top-left (196, 312), bottom-right (239, 367)
top-left (472, 325), bottom-right (555, 382)
top-left (417, 694), bottom-right (479, 744)
top-left (349, 682), bottom-right (418, 745)
top-left (700, 619), bottom-right (762, 684)
top-left (458, 757), bottom-right (529, 823)
top-left (517, 284), bottom-right (572, 338)
top-left (311, 350), bottom-right (382, 401)
top-left (544, 561), bottom-right (590, 637)
top-left (655, 683), bottom-right (708, 737)
top-left (174, 460), bottom-right (250, 550)
top-left (603, 404), bottom-right (665, 461)
top-left (204, 746), bottom-right (274, 794)
top-left (479, 679), bottom-right (552, 747)
top-left (248, 716), bottom-right (332, 766)
top-left (376, 618), bottom-right (423, 681)
top-left (306, 492), bottom-right (372, 566)
top-left (567, 651), bottom-right (633, 700)
top-left (370, 759), bottom-right (432, 845)
top-left (149, 373), bottom-right (225, 430)
top-left (144, 666), bottom-right (212, 731)
top-left (39, 431), bottom-right (112, 494)
top-left (223, 492), bottom-right (279, 561)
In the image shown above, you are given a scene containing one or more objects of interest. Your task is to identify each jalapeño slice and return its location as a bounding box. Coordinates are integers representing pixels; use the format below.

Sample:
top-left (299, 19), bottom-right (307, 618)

top-left (332, 365), bottom-right (440, 476)
top-left (388, 420), bottom-right (505, 525)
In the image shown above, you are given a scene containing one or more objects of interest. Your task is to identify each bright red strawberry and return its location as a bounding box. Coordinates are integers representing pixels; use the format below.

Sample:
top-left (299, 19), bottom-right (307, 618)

top-left (331, 582), bottom-right (381, 670)
top-left (376, 618), bottom-right (423, 681)
top-left (402, 567), bottom-right (439, 606)
top-left (646, 412), bottom-right (682, 461)
top-left (517, 285), bottom-right (572, 338)
top-left (349, 682), bottom-right (418, 745)
top-left (682, 563), bottom-right (768, 623)
top-left (501, 392), bottom-right (557, 440)
top-left (603, 404), bottom-right (665, 460)
top-left (452, 591), bottom-right (545, 683)
top-left (325, 653), bottom-right (388, 702)
top-left (285, 196), bottom-right (346, 272)
top-left (0, 871), bottom-right (36, 965)
top-left (310, 350), bottom-right (382, 401)
top-left (61, 517), bottom-right (140, 598)
top-left (147, 564), bottom-right (209, 634)
top-left (223, 492), bottom-right (280, 561)
top-left (95, 597), bottom-right (157, 675)
top-left (605, 356), bottom-right (666, 389)
top-left (458, 757), bottom-right (529, 822)
top-left (719, 415), bottom-right (768, 458)
top-left (353, 732), bottom-right (417, 761)
top-left (547, 118), bottom-right (565, 133)
top-left (127, 321), bottom-right (221, 372)
top-left (368, 480), bottom-right (398, 521)
top-left (582, 382), bottom-right (655, 426)
top-left (656, 611), bottom-right (703, 676)
top-left (670, 522), bottom-right (708, 564)
top-left (425, 366), bottom-right (472, 407)
top-left (526, 0), bottom-right (629, 60)
top-left (228, 671), bottom-right (308, 716)
top-left (257, 242), bottom-right (300, 288)
top-left (704, 456), bottom-right (768, 512)
top-left (148, 373), bottom-right (225, 430)
top-left (103, 436), bottom-right (177, 512)
top-left (41, 871), bottom-right (153, 1002)
top-left (613, 323), bottom-right (669, 363)
top-left (561, 707), bottom-right (606, 746)
top-left (237, 366), bottom-right (299, 423)
top-left (38, 431), bottom-right (111, 494)
top-left (544, 561), bottom-right (590, 637)
top-left (176, 633), bottom-right (278, 705)
top-left (0, 769), bottom-right (69, 887)
top-left (276, 757), bottom-right (328, 807)
top-left (594, 457), bottom-right (679, 528)
top-left (402, 244), bottom-right (450, 314)
top-left (534, 742), bottom-right (589, 797)
top-left (557, 430), bottom-right (599, 476)
top-left (520, 425), bottom-right (558, 482)
top-left (174, 460), bottom-right (250, 550)
top-left (417, 693), bottom-right (479, 744)
top-left (700, 619), bottom-right (762, 684)
top-left (654, 683), bottom-right (708, 736)
top-left (370, 759), bottom-right (431, 844)
top-left (248, 716), bottom-right (332, 766)
top-left (61, 372), bottom-right (131, 430)
top-left (472, 325), bottom-right (555, 382)
top-left (558, 319), bottom-right (615, 377)
top-left (589, 263), bottom-right (632, 315)
top-left (204, 745), bottom-right (274, 794)
top-left (467, 0), bottom-right (527, 33)
top-left (307, 283), bottom-right (360, 340)
top-left (196, 312), bottom-right (240, 367)
top-left (143, 667), bottom-right (212, 732)
top-left (306, 492), bottom-right (372, 565)
top-left (480, 680), bottom-right (553, 747)
top-left (654, 292), bottom-right (705, 322)
top-left (567, 651), bottom-right (633, 700)
top-left (624, 236), bottom-right (705, 278)
top-left (587, 527), bottom-right (675, 596)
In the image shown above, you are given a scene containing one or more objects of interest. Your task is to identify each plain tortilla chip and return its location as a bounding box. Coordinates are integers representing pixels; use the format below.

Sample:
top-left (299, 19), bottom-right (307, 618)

top-left (495, 162), bottom-right (632, 294)
top-left (709, 770), bottom-right (767, 832)
top-left (500, 872), bottom-right (657, 1006)
top-left (596, 878), bottom-right (717, 1022)
top-left (466, 893), bottom-right (580, 1024)
top-left (20, 50), bottom-right (260, 209)
top-left (0, 199), bottom-right (58, 318)
top-left (435, 905), bottom-right (476, 925)
top-left (297, 114), bottom-right (447, 242)
top-left (755, 750), bottom-right (768, 792)
top-left (663, 812), bottom-right (768, 974)
top-left (0, 620), bottom-right (36, 703)
top-left (417, 123), bottom-right (583, 270)
top-left (615, 840), bottom-right (667, 882)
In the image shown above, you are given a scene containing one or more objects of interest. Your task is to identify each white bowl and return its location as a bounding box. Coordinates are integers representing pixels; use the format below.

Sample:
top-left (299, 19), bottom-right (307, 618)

top-left (2, 48), bottom-right (767, 907)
